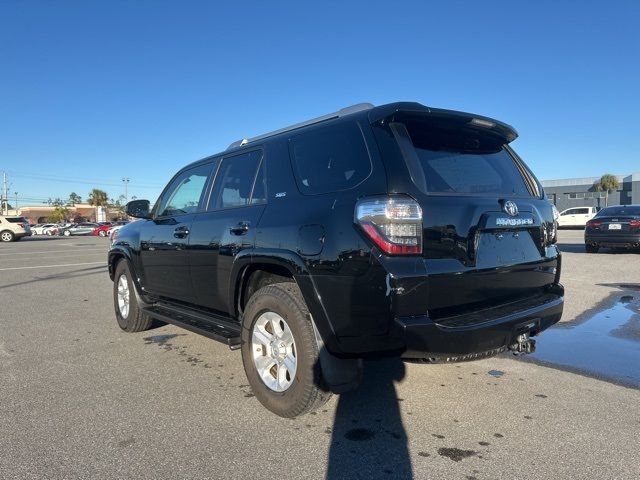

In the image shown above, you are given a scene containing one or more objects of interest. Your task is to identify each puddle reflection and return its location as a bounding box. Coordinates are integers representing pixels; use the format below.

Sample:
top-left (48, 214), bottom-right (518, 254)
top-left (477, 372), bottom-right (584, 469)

top-left (529, 297), bottom-right (640, 387)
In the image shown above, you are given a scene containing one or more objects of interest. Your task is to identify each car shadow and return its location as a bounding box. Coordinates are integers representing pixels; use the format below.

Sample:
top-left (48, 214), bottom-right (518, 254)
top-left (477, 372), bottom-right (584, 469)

top-left (0, 265), bottom-right (106, 290)
top-left (324, 358), bottom-right (413, 479)
top-left (556, 243), bottom-right (586, 253)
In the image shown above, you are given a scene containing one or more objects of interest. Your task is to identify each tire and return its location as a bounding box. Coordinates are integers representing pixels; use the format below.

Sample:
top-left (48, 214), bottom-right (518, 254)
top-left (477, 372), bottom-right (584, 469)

top-left (32, 231), bottom-right (37, 236)
top-left (99, 230), bottom-right (107, 237)
top-left (63, 230), bottom-right (71, 236)
top-left (585, 244), bottom-right (599, 253)
top-left (241, 282), bottom-right (331, 418)
top-left (1, 231), bottom-right (15, 242)
top-left (113, 260), bottom-right (153, 332)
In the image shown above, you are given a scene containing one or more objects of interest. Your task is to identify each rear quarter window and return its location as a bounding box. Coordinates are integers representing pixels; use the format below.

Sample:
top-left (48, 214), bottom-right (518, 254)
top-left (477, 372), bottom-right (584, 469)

top-left (289, 121), bottom-right (371, 195)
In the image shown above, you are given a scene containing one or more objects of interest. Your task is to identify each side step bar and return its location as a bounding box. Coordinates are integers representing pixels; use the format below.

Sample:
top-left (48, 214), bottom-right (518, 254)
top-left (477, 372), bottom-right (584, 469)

top-left (141, 303), bottom-right (242, 350)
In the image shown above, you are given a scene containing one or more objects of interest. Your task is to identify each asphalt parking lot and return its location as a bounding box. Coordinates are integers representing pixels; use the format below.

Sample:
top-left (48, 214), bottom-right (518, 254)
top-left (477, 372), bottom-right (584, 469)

top-left (1, 232), bottom-right (638, 479)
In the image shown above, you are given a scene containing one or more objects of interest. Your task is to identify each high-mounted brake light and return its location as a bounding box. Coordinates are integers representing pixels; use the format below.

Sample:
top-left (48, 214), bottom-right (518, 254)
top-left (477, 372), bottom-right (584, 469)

top-left (355, 196), bottom-right (422, 255)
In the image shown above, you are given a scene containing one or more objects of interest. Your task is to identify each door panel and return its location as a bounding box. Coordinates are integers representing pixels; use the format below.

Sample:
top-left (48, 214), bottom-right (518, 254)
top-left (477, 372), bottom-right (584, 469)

top-left (139, 214), bottom-right (195, 302)
top-left (189, 205), bottom-right (265, 312)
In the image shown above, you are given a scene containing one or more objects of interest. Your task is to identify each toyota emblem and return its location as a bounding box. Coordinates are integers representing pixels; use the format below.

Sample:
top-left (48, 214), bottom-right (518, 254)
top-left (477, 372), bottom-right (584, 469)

top-left (503, 201), bottom-right (518, 216)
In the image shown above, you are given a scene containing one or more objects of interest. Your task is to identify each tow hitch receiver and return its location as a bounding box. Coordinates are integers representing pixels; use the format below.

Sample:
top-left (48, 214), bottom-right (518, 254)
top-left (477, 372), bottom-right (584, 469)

top-left (509, 332), bottom-right (536, 355)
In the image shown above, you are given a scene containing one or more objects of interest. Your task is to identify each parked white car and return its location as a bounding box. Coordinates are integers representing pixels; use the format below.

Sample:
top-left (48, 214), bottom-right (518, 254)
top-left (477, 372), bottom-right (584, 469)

top-left (31, 223), bottom-right (58, 235)
top-left (557, 206), bottom-right (598, 227)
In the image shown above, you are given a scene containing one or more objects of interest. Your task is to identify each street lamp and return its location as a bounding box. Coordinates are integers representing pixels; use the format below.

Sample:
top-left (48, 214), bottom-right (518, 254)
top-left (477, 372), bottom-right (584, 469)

top-left (122, 177), bottom-right (130, 203)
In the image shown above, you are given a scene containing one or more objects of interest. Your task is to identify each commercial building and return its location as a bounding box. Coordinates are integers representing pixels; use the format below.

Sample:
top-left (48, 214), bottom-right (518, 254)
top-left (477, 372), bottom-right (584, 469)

top-left (10, 204), bottom-right (124, 224)
top-left (541, 172), bottom-right (640, 212)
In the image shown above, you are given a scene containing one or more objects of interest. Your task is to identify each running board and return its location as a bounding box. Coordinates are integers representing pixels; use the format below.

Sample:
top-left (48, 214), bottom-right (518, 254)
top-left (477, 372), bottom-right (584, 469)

top-left (141, 303), bottom-right (242, 350)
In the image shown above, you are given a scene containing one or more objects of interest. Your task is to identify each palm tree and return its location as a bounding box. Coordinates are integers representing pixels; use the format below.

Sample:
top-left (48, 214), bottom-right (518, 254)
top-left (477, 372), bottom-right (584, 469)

top-left (88, 188), bottom-right (109, 206)
top-left (596, 174), bottom-right (619, 207)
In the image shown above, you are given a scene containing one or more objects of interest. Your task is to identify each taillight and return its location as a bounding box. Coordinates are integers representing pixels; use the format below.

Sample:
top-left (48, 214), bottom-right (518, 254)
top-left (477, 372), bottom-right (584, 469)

top-left (629, 219), bottom-right (640, 228)
top-left (586, 220), bottom-right (602, 229)
top-left (355, 195), bottom-right (422, 255)
top-left (111, 229), bottom-right (119, 244)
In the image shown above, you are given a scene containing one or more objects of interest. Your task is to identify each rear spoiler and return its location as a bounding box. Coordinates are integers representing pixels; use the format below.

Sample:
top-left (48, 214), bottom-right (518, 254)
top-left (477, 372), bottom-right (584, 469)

top-left (368, 102), bottom-right (518, 144)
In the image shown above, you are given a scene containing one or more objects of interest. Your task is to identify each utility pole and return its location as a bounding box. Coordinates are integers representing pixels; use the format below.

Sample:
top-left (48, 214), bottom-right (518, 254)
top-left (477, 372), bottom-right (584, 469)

top-left (122, 177), bottom-right (130, 203)
top-left (14, 192), bottom-right (18, 213)
top-left (2, 172), bottom-right (8, 215)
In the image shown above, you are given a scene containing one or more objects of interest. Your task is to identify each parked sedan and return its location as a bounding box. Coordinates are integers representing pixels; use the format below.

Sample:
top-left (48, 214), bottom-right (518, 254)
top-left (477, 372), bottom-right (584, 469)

top-left (31, 223), bottom-right (59, 235)
top-left (585, 205), bottom-right (640, 253)
top-left (93, 221), bottom-right (128, 237)
top-left (59, 223), bottom-right (99, 236)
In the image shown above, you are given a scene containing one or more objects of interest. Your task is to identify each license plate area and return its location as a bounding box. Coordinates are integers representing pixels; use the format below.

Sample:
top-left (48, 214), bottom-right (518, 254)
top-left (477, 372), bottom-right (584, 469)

top-left (475, 229), bottom-right (541, 268)
top-left (608, 223), bottom-right (622, 230)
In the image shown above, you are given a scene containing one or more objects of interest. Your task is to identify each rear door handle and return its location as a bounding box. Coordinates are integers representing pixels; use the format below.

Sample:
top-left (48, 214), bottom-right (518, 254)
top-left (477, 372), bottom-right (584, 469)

top-left (230, 222), bottom-right (250, 235)
top-left (173, 226), bottom-right (190, 238)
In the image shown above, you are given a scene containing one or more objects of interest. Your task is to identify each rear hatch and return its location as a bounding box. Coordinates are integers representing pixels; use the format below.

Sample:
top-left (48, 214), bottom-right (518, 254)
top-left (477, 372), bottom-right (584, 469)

top-left (370, 104), bottom-right (558, 318)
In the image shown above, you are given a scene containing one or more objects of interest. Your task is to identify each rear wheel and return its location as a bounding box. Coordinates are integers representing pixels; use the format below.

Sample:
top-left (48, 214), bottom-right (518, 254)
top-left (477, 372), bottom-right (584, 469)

top-left (113, 261), bottom-right (153, 332)
top-left (63, 230), bottom-right (71, 236)
top-left (99, 230), bottom-right (107, 237)
top-left (585, 244), bottom-right (599, 253)
top-left (241, 283), bottom-right (331, 418)
top-left (1, 231), bottom-right (15, 242)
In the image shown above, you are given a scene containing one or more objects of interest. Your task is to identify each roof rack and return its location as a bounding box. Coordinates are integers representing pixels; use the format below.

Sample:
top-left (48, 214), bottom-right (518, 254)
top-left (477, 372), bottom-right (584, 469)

top-left (227, 102), bottom-right (374, 150)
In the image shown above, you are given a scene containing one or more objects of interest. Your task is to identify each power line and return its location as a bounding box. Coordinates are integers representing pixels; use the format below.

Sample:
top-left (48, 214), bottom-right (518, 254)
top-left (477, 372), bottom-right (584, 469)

top-left (6, 171), bottom-right (164, 189)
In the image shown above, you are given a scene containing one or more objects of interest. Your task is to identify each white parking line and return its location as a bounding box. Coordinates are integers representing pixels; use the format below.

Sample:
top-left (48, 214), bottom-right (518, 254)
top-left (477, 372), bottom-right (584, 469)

top-left (0, 248), bottom-right (107, 256)
top-left (0, 262), bottom-right (106, 271)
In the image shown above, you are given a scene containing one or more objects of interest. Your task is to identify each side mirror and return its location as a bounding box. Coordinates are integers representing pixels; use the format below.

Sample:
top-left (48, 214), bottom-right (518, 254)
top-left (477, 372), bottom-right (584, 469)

top-left (125, 200), bottom-right (151, 219)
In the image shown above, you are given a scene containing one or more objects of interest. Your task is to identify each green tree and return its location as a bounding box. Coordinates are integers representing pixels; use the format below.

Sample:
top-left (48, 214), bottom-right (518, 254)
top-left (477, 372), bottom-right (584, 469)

top-left (88, 188), bottom-right (109, 206)
top-left (68, 192), bottom-right (82, 206)
top-left (596, 174), bottom-right (619, 207)
top-left (46, 206), bottom-right (70, 223)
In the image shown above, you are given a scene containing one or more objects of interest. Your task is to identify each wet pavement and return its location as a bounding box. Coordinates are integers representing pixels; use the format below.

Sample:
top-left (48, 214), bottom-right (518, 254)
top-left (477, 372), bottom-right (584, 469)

top-left (527, 290), bottom-right (640, 388)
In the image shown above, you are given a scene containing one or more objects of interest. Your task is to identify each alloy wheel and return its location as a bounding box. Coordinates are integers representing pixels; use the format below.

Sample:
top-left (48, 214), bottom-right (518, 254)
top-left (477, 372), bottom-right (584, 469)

top-left (251, 312), bottom-right (297, 392)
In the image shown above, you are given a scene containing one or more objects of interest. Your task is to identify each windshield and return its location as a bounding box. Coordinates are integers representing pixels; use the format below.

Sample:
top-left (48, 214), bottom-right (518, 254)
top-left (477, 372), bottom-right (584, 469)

top-left (390, 120), bottom-right (538, 197)
top-left (596, 206), bottom-right (640, 217)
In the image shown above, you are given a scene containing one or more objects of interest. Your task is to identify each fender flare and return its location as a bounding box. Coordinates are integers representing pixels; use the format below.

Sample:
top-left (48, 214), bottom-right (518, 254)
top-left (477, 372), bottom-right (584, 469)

top-left (230, 248), bottom-right (345, 356)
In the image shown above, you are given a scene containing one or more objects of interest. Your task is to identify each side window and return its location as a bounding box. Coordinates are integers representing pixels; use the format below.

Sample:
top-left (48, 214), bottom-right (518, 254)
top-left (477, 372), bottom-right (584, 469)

top-left (576, 208), bottom-right (589, 215)
top-left (289, 121), bottom-right (371, 195)
top-left (156, 163), bottom-right (213, 217)
top-left (208, 150), bottom-right (262, 210)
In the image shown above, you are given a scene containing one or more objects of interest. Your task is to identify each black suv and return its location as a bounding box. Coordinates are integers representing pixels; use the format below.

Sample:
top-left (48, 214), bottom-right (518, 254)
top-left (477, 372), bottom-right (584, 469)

top-left (109, 102), bottom-right (563, 417)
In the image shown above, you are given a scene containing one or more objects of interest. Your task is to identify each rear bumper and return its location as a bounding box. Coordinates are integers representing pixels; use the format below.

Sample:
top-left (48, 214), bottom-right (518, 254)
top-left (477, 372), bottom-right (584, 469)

top-left (585, 232), bottom-right (640, 248)
top-left (393, 285), bottom-right (564, 360)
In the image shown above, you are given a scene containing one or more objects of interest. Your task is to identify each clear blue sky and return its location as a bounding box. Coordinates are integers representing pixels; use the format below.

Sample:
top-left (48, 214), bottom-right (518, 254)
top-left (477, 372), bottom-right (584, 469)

top-left (1, 0), bottom-right (639, 206)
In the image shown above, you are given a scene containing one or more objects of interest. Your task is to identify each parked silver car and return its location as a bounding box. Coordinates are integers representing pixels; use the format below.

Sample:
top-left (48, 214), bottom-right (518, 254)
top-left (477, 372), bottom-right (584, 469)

top-left (59, 223), bottom-right (99, 236)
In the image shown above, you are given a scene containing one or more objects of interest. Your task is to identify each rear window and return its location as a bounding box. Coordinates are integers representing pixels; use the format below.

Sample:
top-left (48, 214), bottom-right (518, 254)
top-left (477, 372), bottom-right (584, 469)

top-left (390, 120), bottom-right (535, 197)
top-left (596, 206), bottom-right (640, 216)
top-left (289, 121), bottom-right (371, 195)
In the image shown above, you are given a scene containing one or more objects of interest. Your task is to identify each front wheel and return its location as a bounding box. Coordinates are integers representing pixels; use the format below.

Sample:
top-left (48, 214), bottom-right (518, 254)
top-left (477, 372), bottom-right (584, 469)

top-left (99, 230), bottom-right (107, 237)
top-left (1, 231), bottom-right (15, 242)
top-left (63, 230), bottom-right (71, 236)
top-left (241, 283), bottom-right (331, 418)
top-left (113, 261), bottom-right (153, 332)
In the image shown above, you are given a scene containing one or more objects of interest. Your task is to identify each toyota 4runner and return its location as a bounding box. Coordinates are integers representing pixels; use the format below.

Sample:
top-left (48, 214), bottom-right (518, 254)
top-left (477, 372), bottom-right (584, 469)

top-left (109, 102), bottom-right (563, 417)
